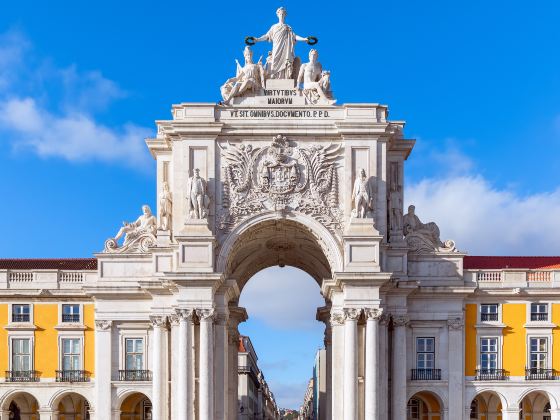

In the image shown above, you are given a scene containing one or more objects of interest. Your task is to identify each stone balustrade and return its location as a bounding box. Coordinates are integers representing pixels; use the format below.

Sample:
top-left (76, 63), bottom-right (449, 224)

top-left (466, 269), bottom-right (559, 288)
top-left (0, 269), bottom-right (95, 289)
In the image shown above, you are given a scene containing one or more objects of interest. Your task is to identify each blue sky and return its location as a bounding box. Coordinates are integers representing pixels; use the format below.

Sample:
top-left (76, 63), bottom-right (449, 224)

top-left (1, 0), bottom-right (560, 409)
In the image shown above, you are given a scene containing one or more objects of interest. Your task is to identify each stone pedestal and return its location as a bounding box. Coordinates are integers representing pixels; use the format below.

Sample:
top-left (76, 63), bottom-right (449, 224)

top-left (176, 220), bottom-right (215, 272)
top-left (343, 218), bottom-right (383, 272)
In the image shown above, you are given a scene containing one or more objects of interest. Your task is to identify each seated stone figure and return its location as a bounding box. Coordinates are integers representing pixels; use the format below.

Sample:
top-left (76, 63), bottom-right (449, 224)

top-left (104, 205), bottom-right (157, 253)
top-left (221, 46), bottom-right (265, 103)
top-left (296, 49), bottom-right (335, 104)
top-left (403, 205), bottom-right (456, 253)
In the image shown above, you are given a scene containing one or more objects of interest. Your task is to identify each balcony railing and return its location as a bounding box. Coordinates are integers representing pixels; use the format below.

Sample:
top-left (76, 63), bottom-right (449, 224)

top-left (481, 313), bottom-right (499, 321)
top-left (5, 370), bottom-right (39, 382)
top-left (56, 370), bottom-right (90, 382)
top-left (62, 314), bottom-right (80, 323)
top-left (530, 313), bottom-right (548, 321)
top-left (475, 369), bottom-right (508, 381)
top-left (525, 368), bottom-right (559, 380)
top-left (12, 314), bottom-right (30, 322)
top-left (118, 370), bottom-right (151, 381)
top-left (411, 369), bottom-right (441, 380)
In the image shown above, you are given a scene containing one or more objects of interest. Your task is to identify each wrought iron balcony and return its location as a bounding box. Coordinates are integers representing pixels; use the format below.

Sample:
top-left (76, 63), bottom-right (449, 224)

top-left (56, 370), bottom-right (90, 382)
top-left (5, 370), bottom-right (39, 382)
top-left (481, 313), bottom-right (499, 321)
top-left (118, 369), bottom-right (152, 381)
top-left (530, 313), bottom-right (548, 321)
top-left (411, 369), bottom-right (441, 380)
top-left (525, 368), bottom-right (558, 380)
top-left (12, 314), bottom-right (30, 322)
top-left (475, 369), bottom-right (507, 381)
top-left (62, 313), bottom-right (80, 323)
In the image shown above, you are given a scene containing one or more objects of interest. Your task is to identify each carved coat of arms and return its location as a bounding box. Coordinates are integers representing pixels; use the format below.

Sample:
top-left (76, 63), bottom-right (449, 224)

top-left (220, 135), bottom-right (342, 235)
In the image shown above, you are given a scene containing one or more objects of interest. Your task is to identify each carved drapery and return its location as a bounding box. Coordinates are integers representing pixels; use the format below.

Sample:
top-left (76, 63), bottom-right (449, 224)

top-left (219, 135), bottom-right (343, 235)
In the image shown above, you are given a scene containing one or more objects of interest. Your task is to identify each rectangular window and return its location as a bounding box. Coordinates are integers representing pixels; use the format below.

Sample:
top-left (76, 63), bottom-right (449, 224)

top-left (62, 304), bottom-right (80, 323)
top-left (416, 337), bottom-right (435, 369)
top-left (12, 304), bottom-right (30, 323)
top-left (530, 303), bottom-right (548, 322)
top-left (12, 338), bottom-right (31, 371)
top-left (61, 338), bottom-right (81, 371)
top-left (530, 337), bottom-right (548, 369)
top-left (125, 338), bottom-right (144, 371)
top-left (480, 338), bottom-right (498, 370)
top-left (481, 304), bottom-right (499, 321)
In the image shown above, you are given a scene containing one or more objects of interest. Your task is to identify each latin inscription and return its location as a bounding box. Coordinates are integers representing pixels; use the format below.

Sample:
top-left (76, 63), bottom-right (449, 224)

top-left (228, 109), bottom-right (331, 118)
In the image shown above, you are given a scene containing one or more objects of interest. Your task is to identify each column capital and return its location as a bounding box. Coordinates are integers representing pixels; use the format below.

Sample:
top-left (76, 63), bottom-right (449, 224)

top-left (176, 308), bottom-right (195, 321)
top-left (392, 314), bottom-right (409, 327)
top-left (196, 308), bottom-right (216, 321)
top-left (95, 320), bottom-right (112, 331)
top-left (149, 314), bottom-right (168, 328)
top-left (447, 317), bottom-right (464, 330)
top-left (364, 308), bottom-right (383, 320)
top-left (379, 313), bottom-right (390, 326)
top-left (169, 313), bottom-right (180, 326)
top-left (343, 308), bottom-right (361, 321)
top-left (330, 310), bottom-right (346, 326)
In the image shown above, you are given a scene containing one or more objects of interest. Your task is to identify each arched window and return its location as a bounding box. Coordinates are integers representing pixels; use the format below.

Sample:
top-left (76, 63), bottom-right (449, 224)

top-left (470, 399), bottom-right (479, 419)
top-left (407, 398), bottom-right (421, 420)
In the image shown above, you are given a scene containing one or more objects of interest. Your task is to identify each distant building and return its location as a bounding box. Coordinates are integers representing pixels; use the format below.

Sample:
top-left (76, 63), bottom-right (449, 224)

top-left (238, 335), bottom-right (280, 419)
top-left (300, 349), bottom-right (328, 420)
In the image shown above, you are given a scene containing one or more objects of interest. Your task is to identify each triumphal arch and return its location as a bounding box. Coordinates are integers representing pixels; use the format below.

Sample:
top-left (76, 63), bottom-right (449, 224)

top-left (95, 8), bottom-right (464, 420)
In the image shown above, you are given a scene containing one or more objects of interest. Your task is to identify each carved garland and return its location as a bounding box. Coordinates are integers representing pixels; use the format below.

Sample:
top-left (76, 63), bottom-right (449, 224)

top-left (219, 135), bottom-right (343, 236)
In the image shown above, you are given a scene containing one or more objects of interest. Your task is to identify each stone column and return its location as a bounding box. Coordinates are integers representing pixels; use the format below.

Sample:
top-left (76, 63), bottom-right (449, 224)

top-left (316, 306), bottom-right (332, 420)
top-left (343, 308), bottom-right (360, 420)
top-left (214, 313), bottom-right (229, 420)
top-left (378, 314), bottom-right (389, 419)
top-left (169, 314), bottom-right (179, 420)
top-left (391, 314), bottom-right (409, 420)
top-left (502, 407), bottom-right (520, 420)
top-left (228, 307), bottom-right (248, 420)
top-left (364, 308), bottom-right (382, 420)
top-left (197, 308), bottom-right (215, 420)
top-left (549, 409), bottom-right (560, 420)
top-left (151, 315), bottom-right (168, 420)
top-left (37, 408), bottom-right (58, 420)
top-left (177, 309), bottom-right (195, 420)
top-left (94, 320), bottom-right (112, 420)
top-left (330, 310), bottom-right (345, 420)
top-left (447, 317), bottom-right (464, 419)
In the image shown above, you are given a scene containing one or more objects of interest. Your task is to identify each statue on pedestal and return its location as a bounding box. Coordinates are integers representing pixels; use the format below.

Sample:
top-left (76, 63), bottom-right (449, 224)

top-left (403, 205), bottom-right (456, 253)
top-left (221, 46), bottom-right (265, 103)
top-left (104, 205), bottom-right (157, 253)
top-left (297, 49), bottom-right (334, 104)
top-left (159, 181), bottom-right (172, 231)
top-left (250, 7), bottom-right (312, 79)
top-left (352, 169), bottom-right (374, 218)
top-left (187, 169), bottom-right (210, 220)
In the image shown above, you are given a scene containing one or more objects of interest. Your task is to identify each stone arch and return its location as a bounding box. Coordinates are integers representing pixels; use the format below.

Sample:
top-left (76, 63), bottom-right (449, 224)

top-left (0, 391), bottom-right (39, 419)
top-left (218, 212), bottom-right (342, 290)
top-left (469, 390), bottom-right (508, 420)
top-left (516, 388), bottom-right (558, 411)
top-left (407, 390), bottom-right (444, 420)
top-left (517, 389), bottom-right (556, 420)
top-left (49, 390), bottom-right (92, 419)
top-left (117, 391), bottom-right (152, 420)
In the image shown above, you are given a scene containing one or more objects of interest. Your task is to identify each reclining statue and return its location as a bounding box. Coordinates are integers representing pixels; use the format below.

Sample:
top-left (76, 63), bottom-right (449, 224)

top-left (403, 205), bottom-right (456, 253)
top-left (104, 205), bottom-right (157, 253)
top-left (221, 46), bottom-right (265, 103)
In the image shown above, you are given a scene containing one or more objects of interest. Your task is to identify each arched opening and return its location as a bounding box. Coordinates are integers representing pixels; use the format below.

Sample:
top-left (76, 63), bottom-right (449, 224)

top-left (519, 391), bottom-right (552, 420)
top-left (54, 392), bottom-right (91, 420)
top-left (223, 218), bottom-right (337, 415)
top-left (3, 392), bottom-right (39, 420)
top-left (120, 393), bottom-right (152, 420)
top-left (470, 391), bottom-right (504, 420)
top-left (407, 391), bottom-right (443, 420)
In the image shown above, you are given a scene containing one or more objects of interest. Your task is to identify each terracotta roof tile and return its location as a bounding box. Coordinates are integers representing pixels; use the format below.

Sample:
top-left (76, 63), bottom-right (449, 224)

top-left (464, 256), bottom-right (560, 270)
top-left (238, 335), bottom-right (247, 352)
top-left (0, 258), bottom-right (97, 270)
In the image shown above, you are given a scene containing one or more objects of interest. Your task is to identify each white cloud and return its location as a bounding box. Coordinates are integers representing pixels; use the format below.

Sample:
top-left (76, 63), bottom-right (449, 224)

top-left (239, 266), bottom-right (325, 330)
top-left (0, 97), bottom-right (151, 166)
top-left (0, 30), bottom-right (152, 168)
top-left (406, 175), bottom-right (560, 255)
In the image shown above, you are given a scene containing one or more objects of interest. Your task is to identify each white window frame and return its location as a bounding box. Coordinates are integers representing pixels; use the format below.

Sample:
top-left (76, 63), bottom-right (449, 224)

top-left (479, 336), bottom-right (500, 371)
top-left (9, 336), bottom-right (34, 372)
top-left (123, 337), bottom-right (145, 371)
top-left (9, 303), bottom-right (33, 324)
top-left (119, 329), bottom-right (149, 371)
top-left (475, 334), bottom-right (504, 371)
top-left (479, 303), bottom-right (501, 323)
top-left (415, 337), bottom-right (436, 370)
top-left (57, 303), bottom-right (84, 325)
top-left (527, 335), bottom-right (552, 370)
top-left (58, 335), bottom-right (84, 371)
top-left (527, 302), bottom-right (550, 323)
